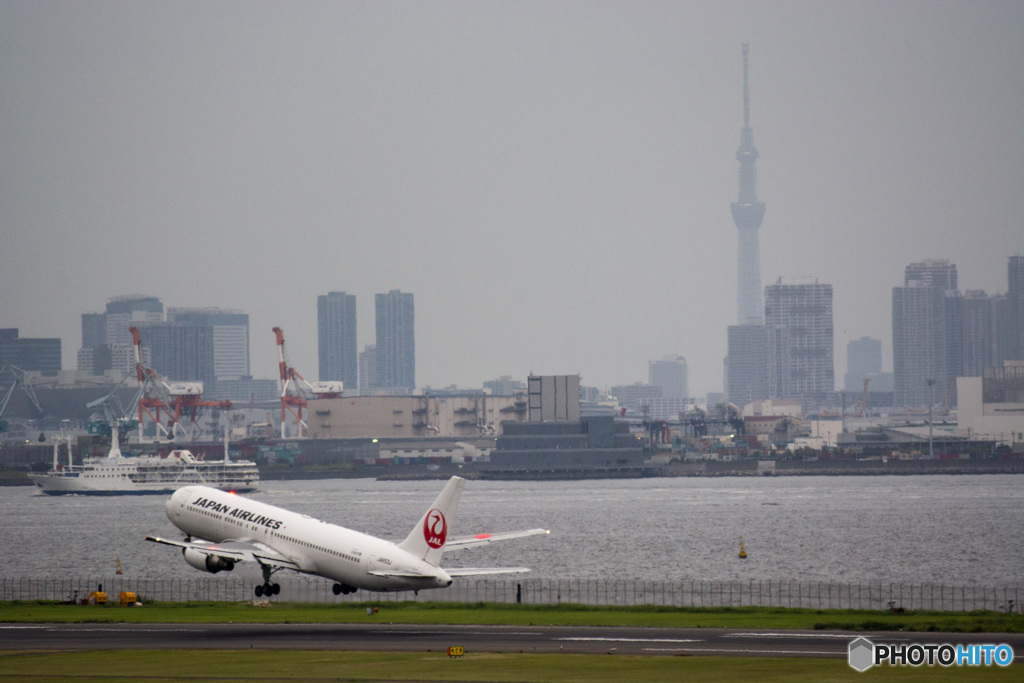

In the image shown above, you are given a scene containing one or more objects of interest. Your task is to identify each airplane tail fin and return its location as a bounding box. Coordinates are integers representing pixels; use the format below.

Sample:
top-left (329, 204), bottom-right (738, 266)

top-left (397, 476), bottom-right (465, 566)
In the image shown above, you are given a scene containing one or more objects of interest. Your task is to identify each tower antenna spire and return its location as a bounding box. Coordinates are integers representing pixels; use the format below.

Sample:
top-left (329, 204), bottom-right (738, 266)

top-left (730, 43), bottom-right (766, 326)
top-left (742, 43), bottom-right (751, 128)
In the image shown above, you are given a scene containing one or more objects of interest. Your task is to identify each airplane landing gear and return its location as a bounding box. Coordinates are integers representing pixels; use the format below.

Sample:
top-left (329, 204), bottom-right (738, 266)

top-left (332, 583), bottom-right (356, 595)
top-left (254, 583), bottom-right (280, 598)
top-left (254, 564), bottom-right (283, 598)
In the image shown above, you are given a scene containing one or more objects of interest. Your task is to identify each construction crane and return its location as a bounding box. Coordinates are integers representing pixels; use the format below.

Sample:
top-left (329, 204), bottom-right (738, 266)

top-left (273, 326), bottom-right (342, 438)
top-left (0, 364), bottom-right (44, 433)
top-left (130, 326), bottom-right (232, 442)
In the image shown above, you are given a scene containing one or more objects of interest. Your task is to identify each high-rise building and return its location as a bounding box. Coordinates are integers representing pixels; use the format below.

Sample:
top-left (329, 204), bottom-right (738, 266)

top-left (167, 308), bottom-right (250, 380)
top-left (726, 324), bottom-right (771, 406)
top-left (317, 292), bottom-right (357, 389)
top-left (359, 344), bottom-right (377, 393)
top-left (648, 355), bottom-right (688, 400)
top-left (104, 295), bottom-right (163, 346)
top-left (892, 260), bottom-right (958, 408)
top-left (0, 329), bottom-right (61, 377)
top-left (764, 278), bottom-right (834, 406)
top-left (1009, 255), bottom-right (1024, 361)
top-left (375, 290), bottom-right (415, 392)
top-left (845, 337), bottom-right (881, 392)
top-left (731, 44), bottom-right (766, 326)
top-left (135, 322), bottom-right (215, 388)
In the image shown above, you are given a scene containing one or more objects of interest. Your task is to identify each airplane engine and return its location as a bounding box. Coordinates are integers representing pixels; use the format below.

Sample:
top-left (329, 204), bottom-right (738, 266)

top-left (182, 548), bottom-right (235, 574)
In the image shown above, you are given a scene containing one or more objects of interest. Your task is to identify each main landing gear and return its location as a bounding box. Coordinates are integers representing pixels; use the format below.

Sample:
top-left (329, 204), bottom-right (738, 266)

top-left (332, 583), bottom-right (356, 595)
top-left (254, 564), bottom-right (282, 598)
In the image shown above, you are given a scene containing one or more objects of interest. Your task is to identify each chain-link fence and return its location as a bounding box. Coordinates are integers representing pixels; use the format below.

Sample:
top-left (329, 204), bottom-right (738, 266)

top-left (2, 576), bottom-right (1020, 613)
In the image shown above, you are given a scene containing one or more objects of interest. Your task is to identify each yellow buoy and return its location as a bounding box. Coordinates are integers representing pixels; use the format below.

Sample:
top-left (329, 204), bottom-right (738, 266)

top-left (738, 536), bottom-right (748, 559)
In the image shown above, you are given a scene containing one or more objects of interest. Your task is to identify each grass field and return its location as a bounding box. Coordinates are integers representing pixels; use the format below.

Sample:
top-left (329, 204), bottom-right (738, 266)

top-left (0, 649), bottom-right (1019, 682)
top-left (1, 601), bottom-right (1019, 681)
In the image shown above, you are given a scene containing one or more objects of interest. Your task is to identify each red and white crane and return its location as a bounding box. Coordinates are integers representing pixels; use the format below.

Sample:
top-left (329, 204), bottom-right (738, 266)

top-left (130, 326), bottom-right (232, 442)
top-left (273, 326), bottom-right (342, 438)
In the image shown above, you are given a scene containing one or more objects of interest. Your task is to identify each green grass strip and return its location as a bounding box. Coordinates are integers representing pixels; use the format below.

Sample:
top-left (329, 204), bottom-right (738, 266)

top-left (0, 650), bottom-right (1019, 682)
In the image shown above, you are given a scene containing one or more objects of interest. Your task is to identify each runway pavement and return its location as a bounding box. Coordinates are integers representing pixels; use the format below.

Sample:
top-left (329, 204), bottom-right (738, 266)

top-left (2, 622), bottom-right (1022, 660)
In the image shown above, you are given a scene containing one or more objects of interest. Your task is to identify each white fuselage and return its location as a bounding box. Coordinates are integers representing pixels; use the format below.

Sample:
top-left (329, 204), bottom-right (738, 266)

top-left (165, 486), bottom-right (451, 591)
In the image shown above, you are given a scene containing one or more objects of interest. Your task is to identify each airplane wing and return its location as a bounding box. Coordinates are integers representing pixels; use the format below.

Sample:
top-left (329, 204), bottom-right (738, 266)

top-left (145, 536), bottom-right (302, 571)
top-left (445, 528), bottom-right (550, 550)
top-left (445, 567), bottom-right (532, 576)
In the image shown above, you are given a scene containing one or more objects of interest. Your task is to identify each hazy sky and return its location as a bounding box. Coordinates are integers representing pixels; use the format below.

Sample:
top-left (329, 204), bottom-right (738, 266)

top-left (2, 1), bottom-right (1022, 398)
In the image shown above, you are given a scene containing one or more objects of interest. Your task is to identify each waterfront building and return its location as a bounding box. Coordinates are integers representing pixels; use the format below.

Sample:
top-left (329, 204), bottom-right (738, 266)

top-left (764, 278), bottom-right (834, 407)
top-left (167, 308), bottom-right (250, 381)
top-left (1008, 256), bottom-right (1024, 360)
top-left (0, 330), bottom-right (61, 377)
top-left (892, 260), bottom-right (958, 409)
top-left (134, 322), bottom-right (215, 388)
top-left (317, 291), bottom-right (357, 389)
top-left (648, 355), bottom-right (688, 400)
top-left (845, 337), bottom-right (882, 393)
top-left (610, 382), bottom-right (662, 413)
top-left (358, 344), bottom-right (377, 394)
top-left (375, 290), bottom-right (415, 393)
top-left (483, 375), bottom-right (527, 395)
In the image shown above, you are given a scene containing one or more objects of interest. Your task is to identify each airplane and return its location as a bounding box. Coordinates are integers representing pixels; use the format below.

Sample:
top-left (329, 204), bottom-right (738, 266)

top-left (146, 476), bottom-right (548, 597)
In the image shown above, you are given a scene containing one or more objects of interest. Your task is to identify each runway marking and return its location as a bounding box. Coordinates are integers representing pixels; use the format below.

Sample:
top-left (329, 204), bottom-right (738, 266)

top-left (558, 637), bottom-right (702, 643)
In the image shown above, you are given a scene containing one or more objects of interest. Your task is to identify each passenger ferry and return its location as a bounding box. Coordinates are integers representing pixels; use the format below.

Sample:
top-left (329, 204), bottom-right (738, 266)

top-left (29, 427), bottom-right (259, 496)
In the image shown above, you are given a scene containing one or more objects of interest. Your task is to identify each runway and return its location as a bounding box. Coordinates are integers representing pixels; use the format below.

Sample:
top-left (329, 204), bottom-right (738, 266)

top-left (3, 622), bottom-right (1022, 660)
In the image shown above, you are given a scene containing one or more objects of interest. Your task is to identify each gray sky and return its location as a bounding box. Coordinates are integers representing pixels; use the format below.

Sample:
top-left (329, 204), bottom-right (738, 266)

top-left (2, 1), bottom-right (1022, 398)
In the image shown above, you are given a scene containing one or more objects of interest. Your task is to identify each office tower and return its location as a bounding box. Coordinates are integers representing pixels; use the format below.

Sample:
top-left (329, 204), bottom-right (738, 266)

top-left (168, 308), bottom-right (250, 380)
top-left (359, 344), bottom-right (377, 393)
top-left (0, 329), bottom-right (61, 377)
top-left (892, 260), bottom-right (958, 408)
top-left (726, 325), bottom-right (771, 406)
top-left (1010, 256), bottom-right (1024, 360)
top-left (375, 290), bottom-right (415, 392)
top-left (648, 355), bottom-right (689, 400)
top-left (104, 295), bottom-right (163, 345)
top-left (731, 44), bottom-right (766, 325)
top-left (764, 278), bottom-right (834, 406)
top-left (845, 337), bottom-right (882, 392)
top-left (317, 292), bottom-right (357, 389)
top-left (135, 322), bottom-right (215, 387)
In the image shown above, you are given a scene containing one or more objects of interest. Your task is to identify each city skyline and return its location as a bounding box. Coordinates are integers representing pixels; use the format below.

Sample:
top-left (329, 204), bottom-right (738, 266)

top-left (2, 3), bottom-right (1022, 397)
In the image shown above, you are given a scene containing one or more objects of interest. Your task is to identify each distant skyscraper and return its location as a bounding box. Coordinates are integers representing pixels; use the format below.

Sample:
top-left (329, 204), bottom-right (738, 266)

top-left (104, 295), bottom-right (163, 346)
top-left (764, 278), bottom-right (834, 406)
top-left (726, 324), bottom-right (771, 406)
top-left (317, 292), bottom-right (357, 389)
top-left (0, 329), bottom-right (61, 377)
top-left (135, 322), bottom-right (215, 387)
top-left (375, 290), bottom-right (415, 392)
top-left (359, 344), bottom-right (377, 393)
top-left (892, 260), bottom-right (958, 408)
top-left (731, 44), bottom-right (766, 326)
top-left (168, 308), bottom-right (250, 380)
top-left (1009, 255), bottom-right (1024, 360)
top-left (845, 337), bottom-right (882, 393)
top-left (648, 355), bottom-right (689, 400)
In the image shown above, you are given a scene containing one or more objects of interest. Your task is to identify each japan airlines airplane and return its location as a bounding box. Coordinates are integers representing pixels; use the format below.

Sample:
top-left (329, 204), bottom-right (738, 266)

top-left (146, 476), bottom-right (548, 597)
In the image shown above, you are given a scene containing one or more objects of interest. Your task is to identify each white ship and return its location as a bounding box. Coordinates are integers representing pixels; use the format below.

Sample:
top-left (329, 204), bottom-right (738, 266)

top-left (29, 427), bottom-right (260, 496)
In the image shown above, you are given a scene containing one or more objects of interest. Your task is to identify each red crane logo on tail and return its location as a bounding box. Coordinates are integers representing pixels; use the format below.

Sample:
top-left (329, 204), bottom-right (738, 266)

top-left (423, 509), bottom-right (448, 549)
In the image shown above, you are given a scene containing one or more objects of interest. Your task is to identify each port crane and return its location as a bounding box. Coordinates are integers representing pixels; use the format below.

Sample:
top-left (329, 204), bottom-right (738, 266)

top-left (0, 364), bottom-right (44, 434)
top-left (130, 327), bottom-right (232, 442)
top-left (273, 326), bottom-right (342, 438)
